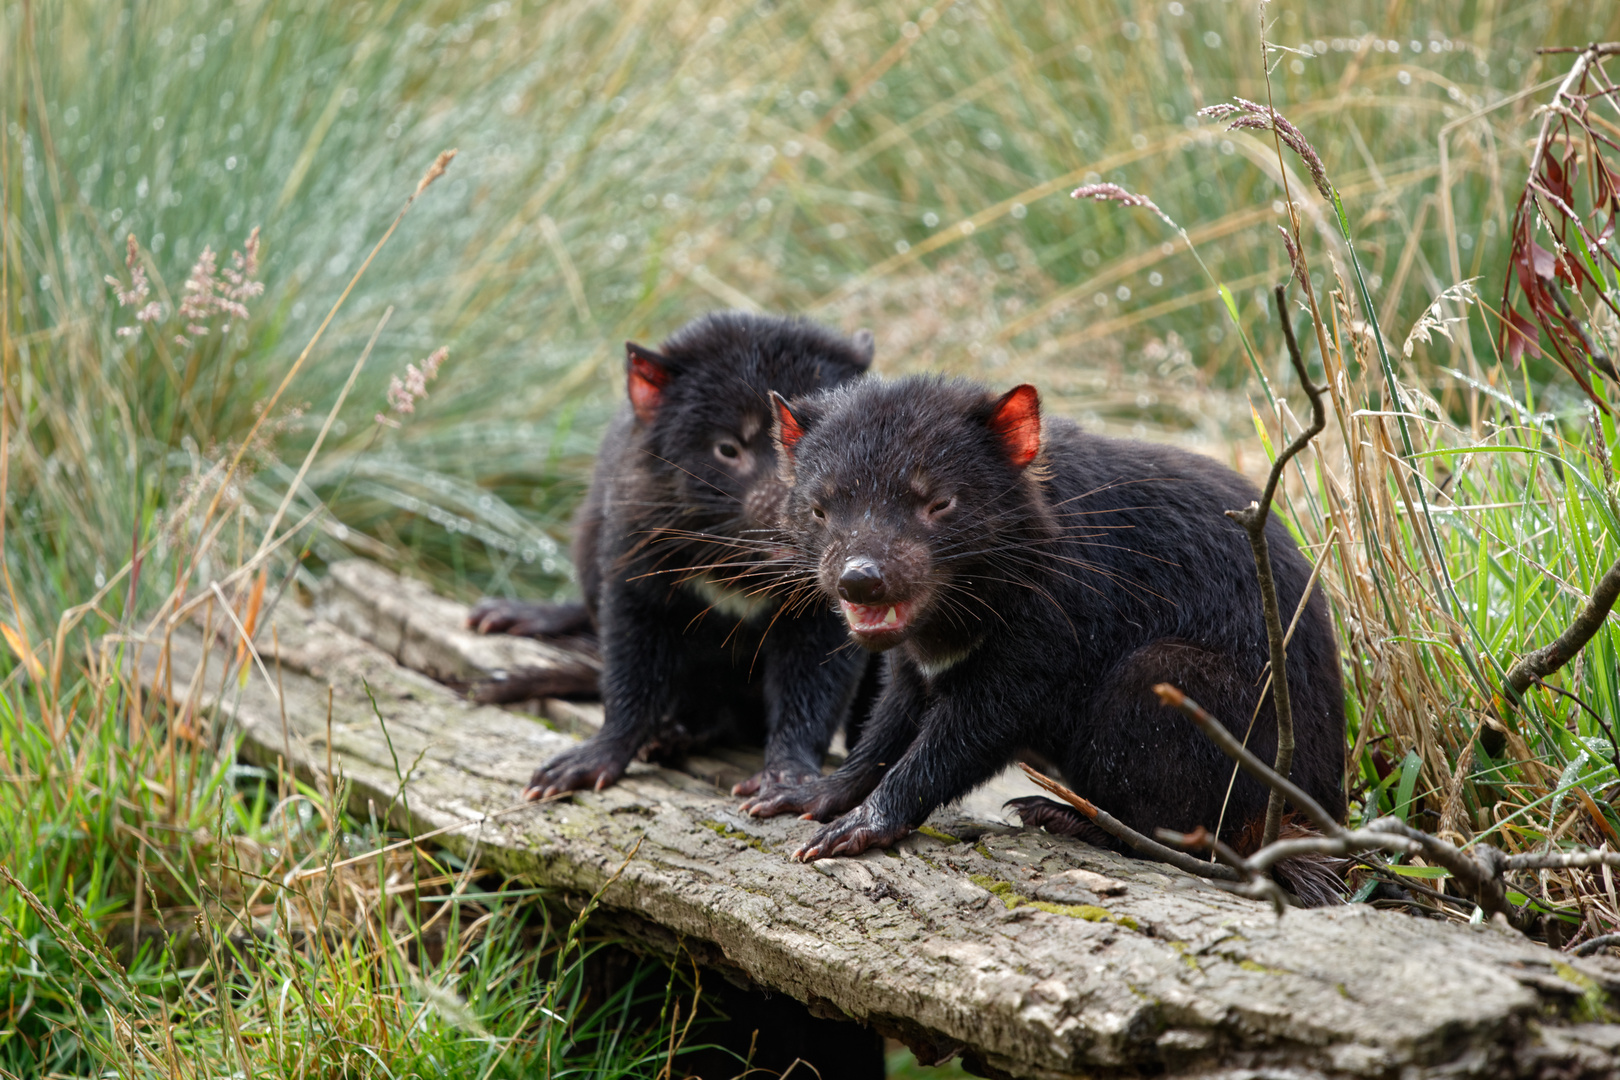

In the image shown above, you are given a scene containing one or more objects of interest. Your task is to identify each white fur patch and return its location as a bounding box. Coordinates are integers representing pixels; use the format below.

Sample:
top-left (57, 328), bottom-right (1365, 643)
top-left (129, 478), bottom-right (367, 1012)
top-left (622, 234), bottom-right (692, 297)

top-left (916, 648), bottom-right (972, 680)
top-left (685, 574), bottom-right (776, 622)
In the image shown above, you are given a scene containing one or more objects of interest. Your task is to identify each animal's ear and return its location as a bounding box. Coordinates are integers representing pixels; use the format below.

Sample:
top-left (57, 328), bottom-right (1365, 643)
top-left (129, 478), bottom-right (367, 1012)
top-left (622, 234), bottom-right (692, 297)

top-left (769, 391), bottom-right (806, 459)
top-left (626, 342), bottom-right (672, 426)
top-left (987, 384), bottom-right (1041, 469)
top-left (851, 328), bottom-right (875, 369)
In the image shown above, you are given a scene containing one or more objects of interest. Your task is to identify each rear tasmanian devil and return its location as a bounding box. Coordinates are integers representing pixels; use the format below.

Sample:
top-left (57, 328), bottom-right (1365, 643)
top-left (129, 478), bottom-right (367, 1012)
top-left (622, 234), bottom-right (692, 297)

top-left (745, 376), bottom-right (1346, 903)
top-left (470, 312), bottom-right (877, 801)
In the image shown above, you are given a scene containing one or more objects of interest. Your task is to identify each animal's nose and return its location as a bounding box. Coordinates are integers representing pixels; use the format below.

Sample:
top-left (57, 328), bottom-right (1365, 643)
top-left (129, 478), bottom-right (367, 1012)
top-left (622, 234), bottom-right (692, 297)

top-left (838, 558), bottom-right (885, 604)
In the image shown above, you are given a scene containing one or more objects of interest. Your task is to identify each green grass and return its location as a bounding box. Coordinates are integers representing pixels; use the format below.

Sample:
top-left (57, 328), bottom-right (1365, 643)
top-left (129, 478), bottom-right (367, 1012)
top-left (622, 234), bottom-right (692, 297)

top-left (7, 0), bottom-right (1620, 1075)
top-left (12, 0), bottom-right (1616, 615)
top-left (0, 655), bottom-right (718, 1076)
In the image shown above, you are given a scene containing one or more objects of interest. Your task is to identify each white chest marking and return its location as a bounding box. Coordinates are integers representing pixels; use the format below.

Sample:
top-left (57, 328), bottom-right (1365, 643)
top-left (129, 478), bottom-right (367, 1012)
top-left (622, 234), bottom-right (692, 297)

top-left (685, 574), bottom-right (776, 622)
top-left (916, 649), bottom-right (972, 680)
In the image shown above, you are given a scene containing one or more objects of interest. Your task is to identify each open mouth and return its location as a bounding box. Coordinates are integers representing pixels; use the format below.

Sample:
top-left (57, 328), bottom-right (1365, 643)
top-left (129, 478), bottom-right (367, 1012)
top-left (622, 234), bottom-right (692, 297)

top-left (839, 599), bottom-right (913, 636)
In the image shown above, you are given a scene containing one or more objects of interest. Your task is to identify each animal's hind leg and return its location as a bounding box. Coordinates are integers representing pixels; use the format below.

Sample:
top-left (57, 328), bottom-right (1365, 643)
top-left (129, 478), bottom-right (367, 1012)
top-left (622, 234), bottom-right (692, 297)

top-left (1004, 796), bottom-right (1121, 850)
top-left (1063, 641), bottom-right (1274, 848)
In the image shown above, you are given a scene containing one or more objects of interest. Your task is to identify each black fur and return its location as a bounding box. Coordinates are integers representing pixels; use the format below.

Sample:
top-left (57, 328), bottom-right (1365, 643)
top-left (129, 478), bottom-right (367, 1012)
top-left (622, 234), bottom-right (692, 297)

top-left (475, 312), bottom-right (878, 801)
top-left (751, 376), bottom-right (1346, 901)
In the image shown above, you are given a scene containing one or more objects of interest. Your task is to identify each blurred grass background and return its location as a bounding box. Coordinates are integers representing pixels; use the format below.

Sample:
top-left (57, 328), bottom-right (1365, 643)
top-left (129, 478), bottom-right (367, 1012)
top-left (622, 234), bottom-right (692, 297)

top-left (11, 0), bottom-right (1614, 616)
top-left (8, 0), bottom-right (1620, 1075)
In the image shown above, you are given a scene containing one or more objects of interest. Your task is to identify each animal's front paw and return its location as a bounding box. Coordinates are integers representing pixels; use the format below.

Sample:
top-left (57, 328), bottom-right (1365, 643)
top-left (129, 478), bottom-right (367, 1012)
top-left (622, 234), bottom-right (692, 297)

top-left (731, 764), bottom-right (822, 800)
top-left (739, 774), bottom-right (862, 821)
top-left (523, 738), bottom-right (632, 800)
top-left (794, 804), bottom-right (912, 861)
top-left (469, 598), bottom-right (591, 639)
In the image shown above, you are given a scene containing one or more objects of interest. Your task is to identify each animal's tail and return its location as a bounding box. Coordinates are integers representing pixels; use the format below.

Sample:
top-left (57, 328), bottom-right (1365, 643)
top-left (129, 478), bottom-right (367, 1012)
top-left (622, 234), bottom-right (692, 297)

top-left (1229, 814), bottom-right (1347, 909)
top-left (1005, 796), bottom-right (1346, 908)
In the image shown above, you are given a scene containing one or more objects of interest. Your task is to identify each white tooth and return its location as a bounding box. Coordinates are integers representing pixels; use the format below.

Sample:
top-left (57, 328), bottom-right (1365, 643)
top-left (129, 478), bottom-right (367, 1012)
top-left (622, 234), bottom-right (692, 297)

top-left (884, 606), bottom-right (898, 625)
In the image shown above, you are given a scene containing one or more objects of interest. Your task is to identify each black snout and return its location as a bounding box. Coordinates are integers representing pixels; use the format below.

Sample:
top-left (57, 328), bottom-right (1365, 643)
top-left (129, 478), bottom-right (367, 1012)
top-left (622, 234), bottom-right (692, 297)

top-left (837, 558), bottom-right (885, 604)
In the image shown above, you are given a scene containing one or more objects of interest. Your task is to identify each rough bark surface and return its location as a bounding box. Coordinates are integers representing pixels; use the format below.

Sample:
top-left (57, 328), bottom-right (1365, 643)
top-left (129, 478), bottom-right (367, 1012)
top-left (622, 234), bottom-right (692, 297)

top-left (136, 561), bottom-right (1620, 1079)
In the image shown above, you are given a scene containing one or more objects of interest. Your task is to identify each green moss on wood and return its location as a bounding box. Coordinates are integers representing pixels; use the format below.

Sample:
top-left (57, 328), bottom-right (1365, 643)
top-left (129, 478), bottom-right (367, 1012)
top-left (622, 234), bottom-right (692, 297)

top-left (916, 825), bottom-right (961, 844)
top-left (968, 873), bottom-right (1138, 930)
top-left (698, 819), bottom-right (768, 853)
top-left (1170, 941), bottom-right (1200, 971)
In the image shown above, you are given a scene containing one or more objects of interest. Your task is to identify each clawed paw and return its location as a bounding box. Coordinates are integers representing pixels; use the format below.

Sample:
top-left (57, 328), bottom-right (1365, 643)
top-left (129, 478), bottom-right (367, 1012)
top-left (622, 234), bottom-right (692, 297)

top-left (739, 776), bottom-right (858, 821)
top-left (731, 765), bottom-right (822, 800)
top-left (792, 807), bottom-right (912, 862)
top-left (469, 598), bottom-right (592, 640)
top-left (522, 740), bottom-right (630, 800)
top-left (1003, 796), bottom-right (1085, 834)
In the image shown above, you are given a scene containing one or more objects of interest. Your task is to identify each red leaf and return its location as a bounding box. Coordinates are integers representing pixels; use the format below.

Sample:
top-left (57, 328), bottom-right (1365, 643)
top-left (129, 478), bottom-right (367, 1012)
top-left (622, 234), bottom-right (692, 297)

top-left (1529, 240), bottom-right (1558, 280)
top-left (1506, 307), bottom-right (1543, 366)
top-left (1542, 149), bottom-right (1576, 209)
top-left (1544, 152), bottom-right (1564, 191)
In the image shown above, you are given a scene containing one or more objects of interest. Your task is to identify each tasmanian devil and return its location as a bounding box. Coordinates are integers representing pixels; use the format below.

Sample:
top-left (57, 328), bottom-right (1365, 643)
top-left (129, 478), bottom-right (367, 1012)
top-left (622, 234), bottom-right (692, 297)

top-left (743, 375), bottom-right (1346, 903)
top-left (469, 312), bottom-right (878, 802)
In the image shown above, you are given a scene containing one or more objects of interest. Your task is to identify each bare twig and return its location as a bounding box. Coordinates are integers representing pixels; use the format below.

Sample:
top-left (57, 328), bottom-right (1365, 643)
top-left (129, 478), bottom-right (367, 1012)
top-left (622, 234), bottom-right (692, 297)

top-left (1505, 555), bottom-right (1620, 698)
top-left (1153, 683), bottom-right (1341, 836)
top-left (1505, 848), bottom-right (1620, 872)
top-left (1572, 932), bottom-right (1620, 956)
top-left (1225, 285), bottom-right (1328, 847)
top-left (1016, 763), bottom-right (1244, 883)
top-left (1151, 682), bottom-right (1587, 928)
top-left (1157, 826), bottom-right (1292, 912)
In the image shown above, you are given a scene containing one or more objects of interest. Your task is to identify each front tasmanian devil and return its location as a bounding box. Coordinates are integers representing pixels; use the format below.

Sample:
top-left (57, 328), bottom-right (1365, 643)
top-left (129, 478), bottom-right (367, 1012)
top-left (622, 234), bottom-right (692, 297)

top-left (746, 376), bottom-right (1346, 902)
top-left (472, 312), bottom-right (876, 802)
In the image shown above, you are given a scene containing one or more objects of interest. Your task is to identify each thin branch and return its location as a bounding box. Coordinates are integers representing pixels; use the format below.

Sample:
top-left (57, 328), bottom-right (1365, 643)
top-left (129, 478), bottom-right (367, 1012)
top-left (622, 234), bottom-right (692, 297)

top-left (1016, 763), bottom-right (1244, 882)
top-left (1226, 284), bottom-right (1328, 847)
top-left (1572, 932), bottom-right (1620, 956)
top-left (1505, 848), bottom-right (1620, 872)
top-left (1157, 825), bottom-right (1291, 912)
top-left (1506, 555), bottom-right (1620, 697)
top-left (1152, 683), bottom-right (1342, 836)
top-left (1155, 682), bottom-right (1593, 928)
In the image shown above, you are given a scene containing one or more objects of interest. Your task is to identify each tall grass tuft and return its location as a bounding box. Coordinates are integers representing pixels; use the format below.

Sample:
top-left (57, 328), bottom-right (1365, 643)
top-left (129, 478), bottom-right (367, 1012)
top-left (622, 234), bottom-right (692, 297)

top-left (10, 1), bottom-right (1619, 615)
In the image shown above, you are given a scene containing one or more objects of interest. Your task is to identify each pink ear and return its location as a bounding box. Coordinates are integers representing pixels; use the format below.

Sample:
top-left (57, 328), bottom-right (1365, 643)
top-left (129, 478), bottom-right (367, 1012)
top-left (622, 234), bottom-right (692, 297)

top-left (626, 343), bottom-right (671, 425)
top-left (770, 391), bottom-right (805, 458)
top-left (988, 384), bottom-right (1041, 468)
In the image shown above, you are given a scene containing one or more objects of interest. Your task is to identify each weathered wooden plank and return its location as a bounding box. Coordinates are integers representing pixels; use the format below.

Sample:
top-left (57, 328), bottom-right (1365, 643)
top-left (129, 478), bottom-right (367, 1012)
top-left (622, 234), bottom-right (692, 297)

top-left (315, 558), bottom-right (599, 690)
top-left (137, 565), bottom-right (1620, 1079)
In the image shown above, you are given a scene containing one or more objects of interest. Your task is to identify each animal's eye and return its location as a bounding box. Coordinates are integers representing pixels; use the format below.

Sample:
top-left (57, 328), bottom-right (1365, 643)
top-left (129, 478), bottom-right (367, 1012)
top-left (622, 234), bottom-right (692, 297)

top-left (925, 495), bottom-right (955, 520)
top-left (715, 441), bottom-right (741, 462)
top-left (810, 505), bottom-right (827, 521)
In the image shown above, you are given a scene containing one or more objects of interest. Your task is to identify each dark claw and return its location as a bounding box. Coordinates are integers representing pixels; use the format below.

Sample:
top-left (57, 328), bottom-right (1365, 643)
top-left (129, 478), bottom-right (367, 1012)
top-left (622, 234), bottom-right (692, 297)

top-left (524, 737), bottom-right (631, 799)
top-left (794, 805), bottom-right (913, 862)
top-left (740, 774), bottom-right (863, 821)
top-left (731, 764), bottom-right (822, 800)
top-left (1003, 795), bottom-right (1118, 849)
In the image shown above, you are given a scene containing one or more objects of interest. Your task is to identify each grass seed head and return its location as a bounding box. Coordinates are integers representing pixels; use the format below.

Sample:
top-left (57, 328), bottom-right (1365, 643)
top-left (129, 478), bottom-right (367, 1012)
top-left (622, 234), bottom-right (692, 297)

top-left (1200, 97), bottom-right (1332, 200)
top-left (1070, 181), bottom-right (1180, 230)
